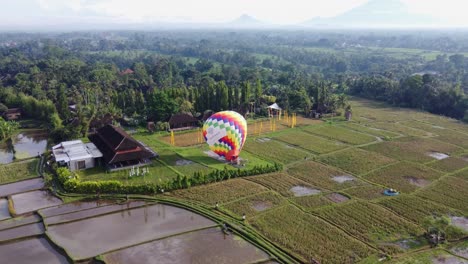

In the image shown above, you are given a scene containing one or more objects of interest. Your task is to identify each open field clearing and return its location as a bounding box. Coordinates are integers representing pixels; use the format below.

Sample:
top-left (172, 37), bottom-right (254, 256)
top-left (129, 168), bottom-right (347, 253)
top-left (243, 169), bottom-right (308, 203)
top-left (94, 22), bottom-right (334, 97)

top-left (169, 178), bottom-right (266, 205)
top-left (453, 168), bottom-right (468, 180)
top-left (319, 148), bottom-right (396, 175)
top-left (222, 191), bottom-right (286, 217)
top-left (365, 122), bottom-right (432, 137)
top-left (0, 159), bottom-right (38, 184)
top-left (363, 162), bottom-right (442, 193)
top-left (287, 161), bottom-right (364, 190)
top-left (243, 138), bottom-right (309, 164)
top-left (315, 201), bottom-right (424, 251)
top-left (251, 205), bottom-right (375, 263)
top-left (303, 125), bottom-right (377, 145)
top-left (79, 160), bottom-right (178, 185)
top-left (274, 130), bottom-right (346, 154)
top-left (340, 122), bottom-right (400, 139)
top-left (342, 185), bottom-right (386, 200)
top-left (427, 157), bottom-right (468, 172)
top-left (416, 176), bottom-right (468, 213)
top-left (377, 195), bottom-right (463, 226)
top-left (362, 137), bottom-right (462, 163)
top-left (246, 173), bottom-right (318, 197)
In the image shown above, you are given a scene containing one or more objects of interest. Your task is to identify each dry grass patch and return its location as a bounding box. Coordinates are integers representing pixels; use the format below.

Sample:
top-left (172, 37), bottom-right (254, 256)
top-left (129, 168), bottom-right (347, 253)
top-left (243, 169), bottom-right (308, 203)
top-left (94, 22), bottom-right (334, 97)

top-left (427, 157), bottom-right (468, 173)
top-left (416, 176), bottom-right (468, 213)
top-left (251, 205), bottom-right (375, 263)
top-left (222, 191), bottom-right (286, 217)
top-left (364, 162), bottom-right (442, 193)
top-left (303, 125), bottom-right (377, 145)
top-left (287, 161), bottom-right (363, 190)
top-left (274, 130), bottom-right (346, 154)
top-left (362, 137), bottom-right (462, 163)
top-left (170, 178), bottom-right (266, 205)
top-left (319, 148), bottom-right (395, 175)
top-left (246, 173), bottom-right (317, 197)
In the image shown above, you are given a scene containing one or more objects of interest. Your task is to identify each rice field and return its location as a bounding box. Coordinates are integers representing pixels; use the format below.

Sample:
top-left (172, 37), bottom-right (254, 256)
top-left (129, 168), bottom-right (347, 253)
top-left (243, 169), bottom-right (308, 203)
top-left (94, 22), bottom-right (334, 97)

top-left (287, 161), bottom-right (364, 190)
top-left (416, 176), bottom-right (468, 213)
top-left (427, 157), bottom-right (468, 172)
top-left (452, 168), bottom-right (468, 180)
top-left (340, 122), bottom-right (400, 139)
top-left (342, 185), bottom-right (386, 200)
top-left (0, 159), bottom-right (38, 184)
top-left (291, 195), bottom-right (334, 210)
top-left (363, 162), bottom-right (442, 193)
top-left (246, 173), bottom-right (317, 197)
top-left (365, 122), bottom-right (432, 137)
top-left (274, 130), bottom-right (346, 154)
top-left (243, 138), bottom-right (309, 164)
top-left (303, 125), bottom-right (377, 145)
top-left (222, 191), bottom-right (286, 217)
top-left (319, 148), bottom-right (396, 175)
top-left (251, 205), bottom-right (375, 263)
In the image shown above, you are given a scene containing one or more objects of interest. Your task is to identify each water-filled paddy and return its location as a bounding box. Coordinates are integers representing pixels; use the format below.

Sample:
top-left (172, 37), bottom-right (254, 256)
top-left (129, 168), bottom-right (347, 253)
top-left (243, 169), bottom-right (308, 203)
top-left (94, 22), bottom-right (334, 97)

top-left (0, 222), bottom-right (43, 242)
top-left (102, 227), bottom-right (270, 264)
top-left (0, 237), bottom-right (68, 264)
top-left (11, 190), bottom-right (63, 215)
top-left (39, 199), bottom-right (117, 218)
top-left (0, 178), bottom-right (44, 197)
top-left (45, 201), bottom-right (148, 225)
top-left (290, 186), bottom-right (321, 197)
top-left (0, 130), bottom-right (48, 164)
top-left (47, 204), bottom-right (216, 260)
top-left (0, 198), bottom-right (10, 220)
top-left (0, 214), bottom-right (41, 231)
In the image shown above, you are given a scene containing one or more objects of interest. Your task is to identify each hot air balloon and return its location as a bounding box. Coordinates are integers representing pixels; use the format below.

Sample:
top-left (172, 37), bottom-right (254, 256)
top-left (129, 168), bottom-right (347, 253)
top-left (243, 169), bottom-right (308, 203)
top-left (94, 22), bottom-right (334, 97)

top-left (203, 111), bottom-right (247, 162)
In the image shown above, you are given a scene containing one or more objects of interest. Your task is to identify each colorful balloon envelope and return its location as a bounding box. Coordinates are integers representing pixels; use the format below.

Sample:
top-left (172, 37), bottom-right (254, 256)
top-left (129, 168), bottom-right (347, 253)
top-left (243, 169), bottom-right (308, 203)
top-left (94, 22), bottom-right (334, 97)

top-left (202, 111), bottom-right (247, 161)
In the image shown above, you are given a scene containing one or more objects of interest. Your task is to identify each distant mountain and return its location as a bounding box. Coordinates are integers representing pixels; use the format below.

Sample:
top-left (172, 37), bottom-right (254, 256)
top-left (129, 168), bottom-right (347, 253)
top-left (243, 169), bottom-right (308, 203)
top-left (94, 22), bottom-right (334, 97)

top-left (303, 0), bottom-right (440, 28)
top-left (226, 14), bottom-right (267, 28)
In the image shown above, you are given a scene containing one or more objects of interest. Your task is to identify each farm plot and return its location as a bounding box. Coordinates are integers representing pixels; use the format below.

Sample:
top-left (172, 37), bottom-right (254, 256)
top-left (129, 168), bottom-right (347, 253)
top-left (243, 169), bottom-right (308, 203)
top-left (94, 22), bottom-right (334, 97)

top-left (287, 161), bottom-right (363, 190)
top-left (434, 130), bottom-right (468, 149)
top-left (318, 148), bottom-right (395, 175)
top-left (222, 191), bottom-right (286, 217)
top-left (246, 173), bottom-right (318, 197)
top-left (363, 162), bottom-right (442, 193)
top-left (315, 201), bottom-right (423, 250)
top-left (400, 120), bottom-right (468, 148)
top-left (388, 249), bottom-right (467, 264)
top-left (427, 157), bottom-right (468, 173)
top-left (274, 130), bottom-right (346, 154)
top-left (377, 195), bottom-right (462, 226)
top-left (362, 137), bottom-right (462, 163)
top-left (243, 138), bottom-right (309, 164)
top-left (170, 178), bottom-right (266, 205)
top-left (303, 125), bottom-right (377, 145)
top-left (416, 176), bottom-right (468, 212)
top-left (340, 123), bottom-right (400, 139)
top-left (292, 195), bottom-right (334, 210)
top-left (0, 159), bottom-right (38, 184)
top-left (342, 185), bottom-right (385, 200)
top-left (453, 168), bottom-right (468, 180)
top-left (365, 122), bottom-right (432, 137)
top-left (251, 205), bottom-right (375, 264)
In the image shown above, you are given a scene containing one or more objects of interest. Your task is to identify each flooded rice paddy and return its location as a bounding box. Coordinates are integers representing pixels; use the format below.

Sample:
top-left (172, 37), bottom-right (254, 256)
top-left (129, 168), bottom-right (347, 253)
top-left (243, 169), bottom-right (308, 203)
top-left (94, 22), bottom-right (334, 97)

top-left (0, 198), bottom-right (10, 220)
top-left (0, 237), bottom-right (68, 264)
top-left (0, 222), bottom-right (44, 242)
top-left (11, 190), bottom-right (63, 215)
top-left (290, 186), bottom-right (321, 197)
top-left (39, 200), bottom-right (116, 218)
top-left (0, 178), bottom-right (44, 197)
top-left (0, 130), bottom-right (48, 164)
top-left (102, 227), bottom-right (270, 264)
top-left (47, 204), bottom-right (217, 260)
top-left (0, 214), bottom-right (41, 231)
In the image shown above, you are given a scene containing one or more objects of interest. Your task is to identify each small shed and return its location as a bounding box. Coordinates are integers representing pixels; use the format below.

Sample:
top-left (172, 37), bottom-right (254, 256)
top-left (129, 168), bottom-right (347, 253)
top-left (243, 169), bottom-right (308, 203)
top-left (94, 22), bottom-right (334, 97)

top-left (267, 103), bottom-right (282, 118)
top-left (3, 108), bottom-right (21, 120)
top-left (169, 113), bottom-right (199, 130)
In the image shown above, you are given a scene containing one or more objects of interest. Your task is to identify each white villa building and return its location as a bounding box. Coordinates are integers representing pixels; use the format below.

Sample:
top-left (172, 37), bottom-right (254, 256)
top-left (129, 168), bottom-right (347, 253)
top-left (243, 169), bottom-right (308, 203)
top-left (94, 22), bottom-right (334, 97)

top-left (52, 140), bottom-right (103, 171)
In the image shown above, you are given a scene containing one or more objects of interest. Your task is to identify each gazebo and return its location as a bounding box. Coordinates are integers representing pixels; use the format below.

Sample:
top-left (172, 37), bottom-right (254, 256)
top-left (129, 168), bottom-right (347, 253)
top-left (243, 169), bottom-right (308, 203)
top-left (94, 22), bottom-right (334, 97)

top-left (267, 103), bottom-right (282, 118)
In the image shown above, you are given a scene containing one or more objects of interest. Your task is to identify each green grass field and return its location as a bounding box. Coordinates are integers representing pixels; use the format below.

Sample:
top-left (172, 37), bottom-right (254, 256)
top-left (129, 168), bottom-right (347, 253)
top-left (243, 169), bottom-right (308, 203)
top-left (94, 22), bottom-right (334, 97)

top-left (274, 130), bottom-right (346, 154)
top-left (0, 159), bottom-right (39, 184)
top-left (243, 138), bottom-right (310, 164)
top-left (303, 124), bottom-right (377, 145)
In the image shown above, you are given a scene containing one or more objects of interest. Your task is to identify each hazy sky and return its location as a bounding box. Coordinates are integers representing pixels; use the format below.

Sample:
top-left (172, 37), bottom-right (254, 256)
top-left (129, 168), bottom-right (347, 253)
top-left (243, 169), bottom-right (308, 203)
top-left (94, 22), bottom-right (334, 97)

top-left (1, 0), bottom-right (468, 26)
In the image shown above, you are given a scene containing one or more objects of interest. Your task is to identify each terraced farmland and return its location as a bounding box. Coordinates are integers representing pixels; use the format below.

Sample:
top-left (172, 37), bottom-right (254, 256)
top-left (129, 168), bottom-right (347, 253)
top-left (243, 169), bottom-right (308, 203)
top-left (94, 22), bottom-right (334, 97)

top-left (303, 125), bottom-right (377, 145)
top-left (274, 130), bottom-right (346, 154)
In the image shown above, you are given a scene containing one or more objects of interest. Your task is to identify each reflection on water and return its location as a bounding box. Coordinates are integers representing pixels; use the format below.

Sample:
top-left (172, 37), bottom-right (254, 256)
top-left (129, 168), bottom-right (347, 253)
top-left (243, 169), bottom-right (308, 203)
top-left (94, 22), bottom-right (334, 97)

top-left (0, 130), bottom-right (48, 164)
top-left (47, 204), bottom-right (216, 260)
top-left (11, 190), bottom-right (63, 215)
top-left (0, 237), bottom-right (68, 264)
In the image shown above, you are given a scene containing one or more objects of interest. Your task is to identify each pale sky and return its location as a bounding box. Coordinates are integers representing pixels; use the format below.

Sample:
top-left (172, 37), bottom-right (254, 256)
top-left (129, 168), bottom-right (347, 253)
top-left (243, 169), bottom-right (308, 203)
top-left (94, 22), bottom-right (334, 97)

top-left (1, 0), bottom-right (468, 26)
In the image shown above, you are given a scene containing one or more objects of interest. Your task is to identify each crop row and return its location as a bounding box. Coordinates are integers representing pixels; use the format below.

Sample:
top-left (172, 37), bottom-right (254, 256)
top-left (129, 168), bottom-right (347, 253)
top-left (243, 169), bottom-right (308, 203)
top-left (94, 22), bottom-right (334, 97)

top-left (246, 173), bottom-right (314, 197)
top-left (303, 125), bottom-right (377, 145)
top-left (416, 176), bottom-right (468, 213)
top-left (274, 130), bottom-right (346, 154)
top-left (243, 138), bottom-right (309, 165)
top-left (222, 191), bottom-right (286, 218)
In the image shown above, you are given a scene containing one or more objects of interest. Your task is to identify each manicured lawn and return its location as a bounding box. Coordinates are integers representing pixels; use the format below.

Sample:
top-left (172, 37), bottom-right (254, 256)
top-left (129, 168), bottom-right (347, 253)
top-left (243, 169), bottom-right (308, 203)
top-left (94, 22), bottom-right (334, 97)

top-left (319, 148), bottom-right (395, 175)
top-left (0, 159), bottom-right (39, 184)
top-left (303, 125), bottom-right (377, 145)
top-left (156, 149), bottom-right (214, 176)
top-left (363, 162), bottom-right (442, 193)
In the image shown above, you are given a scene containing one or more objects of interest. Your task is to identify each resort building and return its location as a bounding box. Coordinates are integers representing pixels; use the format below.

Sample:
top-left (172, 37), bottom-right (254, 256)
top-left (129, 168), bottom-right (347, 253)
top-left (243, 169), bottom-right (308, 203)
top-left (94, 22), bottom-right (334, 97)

top-left (168, 113), bottom-right (199, 131)
top-left (88, 125), bottom-right (156, 170)
top-left (52, 140), bottom-right (103, 171)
